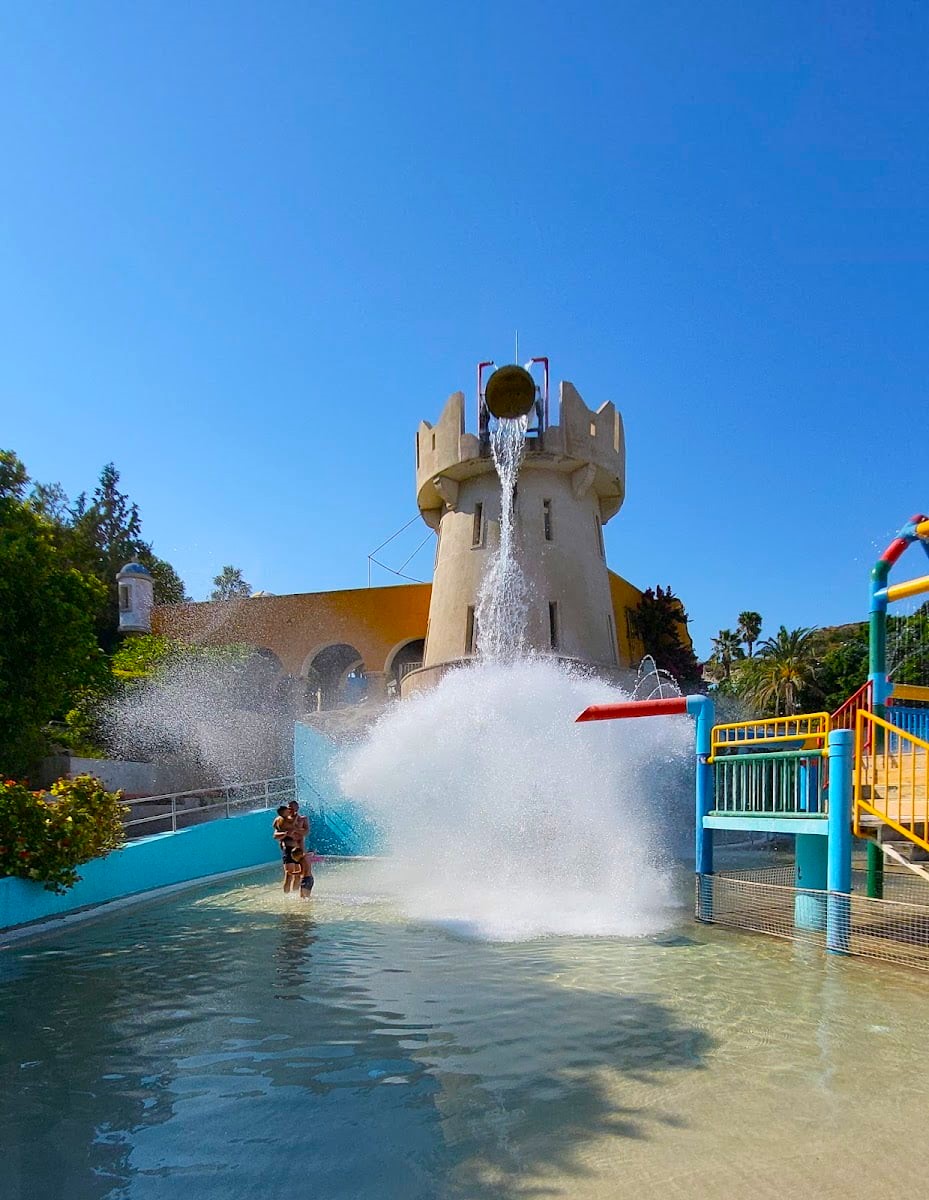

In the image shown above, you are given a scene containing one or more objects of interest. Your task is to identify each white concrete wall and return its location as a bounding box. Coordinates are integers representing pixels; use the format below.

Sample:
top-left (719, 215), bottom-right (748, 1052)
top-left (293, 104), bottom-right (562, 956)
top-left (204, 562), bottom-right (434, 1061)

top-left (415, 379), bottom-right (627, 678)
top-left (423, 464), bottom-right (619, 668)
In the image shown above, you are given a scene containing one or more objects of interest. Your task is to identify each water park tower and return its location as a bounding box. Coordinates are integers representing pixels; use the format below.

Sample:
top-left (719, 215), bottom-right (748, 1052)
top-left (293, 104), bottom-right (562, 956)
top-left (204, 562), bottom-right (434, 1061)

top-left (406, 360), bottom-right (628, 694)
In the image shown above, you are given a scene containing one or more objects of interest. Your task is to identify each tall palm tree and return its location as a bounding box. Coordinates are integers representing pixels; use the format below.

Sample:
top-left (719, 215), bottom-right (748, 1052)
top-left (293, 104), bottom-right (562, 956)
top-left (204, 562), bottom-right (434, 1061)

top-left (710, 628), bottom-right (742, 681)
top-left (737, 611), bottom-right (762, 657)
top-left (747, 625), bottom-right (819, 715)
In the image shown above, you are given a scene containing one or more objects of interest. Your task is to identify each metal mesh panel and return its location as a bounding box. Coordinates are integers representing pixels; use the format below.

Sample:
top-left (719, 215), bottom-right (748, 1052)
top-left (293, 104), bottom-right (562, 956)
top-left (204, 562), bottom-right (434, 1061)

top-left (698, 872), bottom-right (929, 972)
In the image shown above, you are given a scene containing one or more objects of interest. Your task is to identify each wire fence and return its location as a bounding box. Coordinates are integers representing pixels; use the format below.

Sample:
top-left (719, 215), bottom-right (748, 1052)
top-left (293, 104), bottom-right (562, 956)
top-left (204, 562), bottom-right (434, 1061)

top-left (700, 867), bottom-right (929, 972)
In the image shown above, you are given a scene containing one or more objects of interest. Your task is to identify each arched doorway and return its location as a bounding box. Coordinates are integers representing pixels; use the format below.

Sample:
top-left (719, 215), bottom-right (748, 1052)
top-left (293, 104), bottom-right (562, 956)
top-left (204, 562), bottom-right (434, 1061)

top-left (385, 638), bottom-right (426, 695)
top-left (303, 643), bottom-right (366, 711)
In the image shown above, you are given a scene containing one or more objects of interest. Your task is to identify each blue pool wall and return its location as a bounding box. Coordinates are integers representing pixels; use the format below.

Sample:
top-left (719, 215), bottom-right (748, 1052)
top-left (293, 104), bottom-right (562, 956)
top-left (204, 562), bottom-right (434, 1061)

top-left (0, 726), bottom-right (378, 933)
top-left (294, 721), bottom-right (382, 856)
top-left (0, 807), bottom-right (278, 933)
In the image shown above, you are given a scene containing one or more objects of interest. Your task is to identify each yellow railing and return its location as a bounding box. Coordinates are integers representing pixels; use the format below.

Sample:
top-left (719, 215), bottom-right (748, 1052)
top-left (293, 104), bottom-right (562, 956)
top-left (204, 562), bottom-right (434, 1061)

top-left (891, 683), bottom-right (929, 704)
top-left (854, 710), bottom-right (929, 853)
top-left (710, 712), bottom-right (831, 761)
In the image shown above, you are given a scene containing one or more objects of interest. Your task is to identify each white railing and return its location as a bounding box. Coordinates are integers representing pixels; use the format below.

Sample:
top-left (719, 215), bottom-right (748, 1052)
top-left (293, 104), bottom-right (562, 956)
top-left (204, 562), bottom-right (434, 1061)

top-left (123, 775), bottom-right (296, 838)
top-left (397, 660), bottom-right (424, 680)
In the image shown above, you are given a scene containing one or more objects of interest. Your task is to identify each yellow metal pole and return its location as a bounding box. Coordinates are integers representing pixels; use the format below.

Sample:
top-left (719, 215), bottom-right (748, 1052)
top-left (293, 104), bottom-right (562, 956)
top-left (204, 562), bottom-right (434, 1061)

top-left (885, 574), bottom-right (929, 604)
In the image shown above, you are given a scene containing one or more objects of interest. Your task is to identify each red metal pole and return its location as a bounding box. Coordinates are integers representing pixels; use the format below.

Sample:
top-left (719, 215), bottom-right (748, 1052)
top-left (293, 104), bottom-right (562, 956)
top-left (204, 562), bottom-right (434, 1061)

top-left (575, 696), bottom-right (689, 723)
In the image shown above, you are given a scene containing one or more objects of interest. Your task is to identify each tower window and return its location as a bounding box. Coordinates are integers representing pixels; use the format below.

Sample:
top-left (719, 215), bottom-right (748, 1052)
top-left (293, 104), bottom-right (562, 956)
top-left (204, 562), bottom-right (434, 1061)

top-left (607, 613), bottom-right (618, 665)
top-left (472, 503), bottom-right (484, 548)
top-left (595, 515), bottom-right (605, 559)
top-left (549, 601), bottom-right (559, 651)
top-left (119, 584), bottom-right (131, 611)
top-left (542, 499), bottom-right (553, 542)
top-left (465, 606), bottom-right (476, 655)
top-left (433, 526), bottom-right (442, 569)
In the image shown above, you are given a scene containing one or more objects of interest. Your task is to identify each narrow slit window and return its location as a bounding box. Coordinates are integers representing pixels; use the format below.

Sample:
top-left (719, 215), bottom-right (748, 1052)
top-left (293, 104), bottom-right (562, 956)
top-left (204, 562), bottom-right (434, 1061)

top-left (595, 514), bottom-right (605, 559)
top-left (472, 502), bottom-right (484, 548)
top-left (119, 584), bottom-right (131, 611)
top-left (542, 498), bottom-right (553, 541)
top-left (607, 613), bottom-right (618, 665)
top-left (549, 601), bottom-right (559, 651)
top-left (465, 606), bottom-right (476, 655)
top-left (433, 526), bottom-right (442, 568)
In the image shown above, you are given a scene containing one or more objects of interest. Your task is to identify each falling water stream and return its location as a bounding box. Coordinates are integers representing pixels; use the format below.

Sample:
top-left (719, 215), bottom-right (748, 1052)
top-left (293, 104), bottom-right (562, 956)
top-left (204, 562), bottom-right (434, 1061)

top-left (474, 416), bottom-right (530, 661)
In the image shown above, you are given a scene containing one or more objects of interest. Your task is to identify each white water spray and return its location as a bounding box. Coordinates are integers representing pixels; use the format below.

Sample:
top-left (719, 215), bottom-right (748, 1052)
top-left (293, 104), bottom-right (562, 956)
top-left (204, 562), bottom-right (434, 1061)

top-left (340, 659), bottom-right (691, 940)
top-left (340, 415), bottom-right (693, 940)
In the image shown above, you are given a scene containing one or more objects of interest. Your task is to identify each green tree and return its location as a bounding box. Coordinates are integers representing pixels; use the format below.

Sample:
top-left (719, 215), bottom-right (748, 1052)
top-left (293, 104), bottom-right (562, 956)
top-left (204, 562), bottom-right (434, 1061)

top-left (737, 611), bottom-right (763, 658)
top-left (817, 627), bottom-right (869, 712)
top-left (739, 625), bottom-right (819, 715)
top-left (210, 565), bottom-right (252, 601)
top-left (634, 585), bottom-right (703, 688)
top-left (710, 628), bottom-right (743, 682)
top-left (0, 454), bottom-right (108, 775)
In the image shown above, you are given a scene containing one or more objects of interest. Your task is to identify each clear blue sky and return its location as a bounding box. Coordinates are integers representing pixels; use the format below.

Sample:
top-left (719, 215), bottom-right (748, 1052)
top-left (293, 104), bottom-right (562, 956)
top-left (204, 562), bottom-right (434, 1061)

top-left (3, 2), bottom-right (928, 655)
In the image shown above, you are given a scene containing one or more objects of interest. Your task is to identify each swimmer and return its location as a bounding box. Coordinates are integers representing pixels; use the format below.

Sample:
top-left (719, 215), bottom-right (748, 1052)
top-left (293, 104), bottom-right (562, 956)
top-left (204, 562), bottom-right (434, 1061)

top-left (292, 847), bottom-right (315, 899)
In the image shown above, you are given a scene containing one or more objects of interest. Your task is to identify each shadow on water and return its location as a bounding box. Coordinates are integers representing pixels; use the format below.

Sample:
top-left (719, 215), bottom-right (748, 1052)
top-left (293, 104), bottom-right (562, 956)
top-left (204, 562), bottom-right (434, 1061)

top-left (0, 873), bottom-right (716, 1200)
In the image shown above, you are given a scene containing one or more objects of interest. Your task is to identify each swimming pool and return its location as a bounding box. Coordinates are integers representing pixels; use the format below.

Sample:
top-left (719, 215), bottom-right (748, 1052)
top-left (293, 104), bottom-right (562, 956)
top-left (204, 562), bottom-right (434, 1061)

top-left (2, 860), bottom-right (926, 1199)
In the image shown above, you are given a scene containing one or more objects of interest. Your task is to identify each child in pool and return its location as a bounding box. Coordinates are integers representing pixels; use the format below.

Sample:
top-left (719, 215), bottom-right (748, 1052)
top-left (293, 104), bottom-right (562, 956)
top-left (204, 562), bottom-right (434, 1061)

top-left (291, 847), bottom-right (315, 898)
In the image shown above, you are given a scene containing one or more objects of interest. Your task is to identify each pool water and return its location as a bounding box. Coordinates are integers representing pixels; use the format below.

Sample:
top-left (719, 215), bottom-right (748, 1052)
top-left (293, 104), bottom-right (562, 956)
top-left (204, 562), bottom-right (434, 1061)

top-left (2, 860), bottom-right (927, 1200)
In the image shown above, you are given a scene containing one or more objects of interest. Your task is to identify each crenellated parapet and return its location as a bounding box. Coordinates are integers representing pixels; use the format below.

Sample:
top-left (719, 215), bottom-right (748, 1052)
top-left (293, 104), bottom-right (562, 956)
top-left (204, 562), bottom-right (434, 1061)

top-left (415, 381), bottom-right (625, 529)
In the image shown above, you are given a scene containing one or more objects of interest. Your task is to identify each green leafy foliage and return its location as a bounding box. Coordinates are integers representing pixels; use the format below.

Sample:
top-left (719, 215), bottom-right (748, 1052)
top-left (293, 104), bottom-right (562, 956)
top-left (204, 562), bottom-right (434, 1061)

top-left (634, 585), bottom-right (703, 688)
top-left (210, 565), bottom-right (252, 600)
top-left (0, 451), bottom-right (189, 773)
top-left (0, 775), bottom-right (127, 893)
top-left (0, 482), bottom-right (109, 775)
top-left (737, 611), bottom-right (762, 657)
top-left (816, 626), bottom-right (869, 712)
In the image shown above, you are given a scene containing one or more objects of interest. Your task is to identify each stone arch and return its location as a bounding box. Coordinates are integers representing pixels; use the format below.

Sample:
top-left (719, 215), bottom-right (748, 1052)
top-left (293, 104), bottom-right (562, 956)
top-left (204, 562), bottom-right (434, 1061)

top-left (301, 642), bottom-right (367, 711)
top-left (237, 647), bottom-right (292, 711)
top-left (384, 638), bottom-right (426, 692)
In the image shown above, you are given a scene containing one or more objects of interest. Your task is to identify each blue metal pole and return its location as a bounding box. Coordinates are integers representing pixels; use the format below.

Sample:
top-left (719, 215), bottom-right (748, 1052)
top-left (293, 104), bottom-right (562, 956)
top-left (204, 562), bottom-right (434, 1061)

top-left (826, 728), bottom-right (853, 954)
top-left (687, 695), bottom-right (715, 920)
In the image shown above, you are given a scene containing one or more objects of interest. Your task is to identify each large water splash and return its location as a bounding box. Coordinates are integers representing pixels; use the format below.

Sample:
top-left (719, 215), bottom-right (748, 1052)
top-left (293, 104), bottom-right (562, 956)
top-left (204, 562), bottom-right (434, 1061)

top-left (339, 658), bottom-right (692, 940)
top-left (475, 416), bottom-right (530, 661)
top-left (340, 411), bottom-right (693, 940)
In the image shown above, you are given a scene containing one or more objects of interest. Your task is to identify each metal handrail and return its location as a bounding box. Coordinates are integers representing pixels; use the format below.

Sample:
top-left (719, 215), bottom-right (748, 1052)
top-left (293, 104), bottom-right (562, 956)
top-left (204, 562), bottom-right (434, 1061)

top-left (832, 680), bottom-right (873, 730)
top-left (123, 775), bottom-right (296, 836)
top-left (711, 712), bottom-right (831, 760)
top-left (854, 711), bottom-right (929, 851)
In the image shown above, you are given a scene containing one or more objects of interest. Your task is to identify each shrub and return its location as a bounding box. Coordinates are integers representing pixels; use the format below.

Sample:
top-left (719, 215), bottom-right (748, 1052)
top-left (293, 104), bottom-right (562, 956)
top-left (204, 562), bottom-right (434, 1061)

top-left (0, 775), bottom-right (127, 892)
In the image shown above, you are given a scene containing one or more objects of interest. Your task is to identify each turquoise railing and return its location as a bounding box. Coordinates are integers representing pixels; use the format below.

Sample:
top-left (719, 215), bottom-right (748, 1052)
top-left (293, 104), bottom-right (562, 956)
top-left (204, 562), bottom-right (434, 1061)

top-left (713, 750), bottom-right (826, 816)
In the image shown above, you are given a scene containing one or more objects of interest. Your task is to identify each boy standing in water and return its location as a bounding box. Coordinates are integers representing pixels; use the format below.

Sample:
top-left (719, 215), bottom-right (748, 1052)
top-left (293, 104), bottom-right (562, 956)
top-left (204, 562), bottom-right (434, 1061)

top-left (291, 847), bottom-right (315, 899)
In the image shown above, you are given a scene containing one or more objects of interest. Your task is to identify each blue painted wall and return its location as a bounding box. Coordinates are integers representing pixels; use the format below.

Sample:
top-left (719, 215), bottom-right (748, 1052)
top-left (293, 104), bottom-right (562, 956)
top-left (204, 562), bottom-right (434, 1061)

top-left (0, 807), bottom-right (280, 933)
top-left (293, 721), bottom-right (382, 855)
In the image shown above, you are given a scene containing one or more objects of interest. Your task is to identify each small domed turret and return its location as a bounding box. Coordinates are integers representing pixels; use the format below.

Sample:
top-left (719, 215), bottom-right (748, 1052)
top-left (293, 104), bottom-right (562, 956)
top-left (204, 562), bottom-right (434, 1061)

top-left (117, 562), bottom-right (154, 634)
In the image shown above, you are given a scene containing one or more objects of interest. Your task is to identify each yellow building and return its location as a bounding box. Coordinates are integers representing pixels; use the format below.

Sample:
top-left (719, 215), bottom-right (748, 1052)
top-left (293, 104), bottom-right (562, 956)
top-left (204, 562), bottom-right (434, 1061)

top-left (153, 570), bottom-right (650, 709)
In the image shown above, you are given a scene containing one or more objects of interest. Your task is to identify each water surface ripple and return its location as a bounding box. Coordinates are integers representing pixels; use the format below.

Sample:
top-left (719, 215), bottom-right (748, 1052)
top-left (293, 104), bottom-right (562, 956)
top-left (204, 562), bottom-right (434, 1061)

top-left (1, 862), bottom-right (927, 1200)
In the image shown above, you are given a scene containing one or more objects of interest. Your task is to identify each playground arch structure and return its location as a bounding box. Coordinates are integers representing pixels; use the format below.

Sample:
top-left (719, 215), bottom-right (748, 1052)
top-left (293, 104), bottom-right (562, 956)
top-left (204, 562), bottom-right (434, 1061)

top-left (577, 514), bottom-right (929, 969)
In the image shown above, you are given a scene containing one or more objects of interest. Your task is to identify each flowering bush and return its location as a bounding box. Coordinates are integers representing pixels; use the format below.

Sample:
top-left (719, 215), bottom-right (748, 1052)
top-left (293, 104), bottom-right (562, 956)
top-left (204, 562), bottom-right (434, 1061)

top-left (0, 775), bottom-right (127, 893)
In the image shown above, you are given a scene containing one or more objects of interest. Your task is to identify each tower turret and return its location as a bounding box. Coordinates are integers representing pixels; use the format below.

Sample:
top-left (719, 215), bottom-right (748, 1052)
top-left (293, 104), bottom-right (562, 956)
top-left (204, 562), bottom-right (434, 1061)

top-left (405, 363), bottom-right (627, 694)
top-left (117, 562), bottom-right (154, 635)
